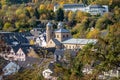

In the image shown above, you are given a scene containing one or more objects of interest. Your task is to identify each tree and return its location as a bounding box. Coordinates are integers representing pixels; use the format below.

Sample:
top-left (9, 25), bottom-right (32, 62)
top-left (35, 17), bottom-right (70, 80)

top-left (68, 11), bottom-right (74, 21)
top-left (94, 23), bottom-right (120, 71)
top-left (0, 19), bottom-right (3, 29)
top-left (25, 9), bottom-right (31, 18)
top-left (56, 8), bottom-right (64, 21)
top-left (47, 10), bottom-right (55, 20)
top-left (3, 22), bottom-right (12, 31)
top-left (95, 13), bottom-right (114, 30)
top-left (87, 28), bottom-right (100, 38)
top-left (75, 11), bottom-right (90, 23)
top-left (39, 4), bottom-right (45, 10)
top-left (33, 8), bottom-right (40, 19)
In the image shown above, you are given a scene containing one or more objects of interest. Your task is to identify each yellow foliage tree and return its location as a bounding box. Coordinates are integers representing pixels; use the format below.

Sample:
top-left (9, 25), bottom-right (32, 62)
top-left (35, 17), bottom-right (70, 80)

top-left (26, 6), bottom-right (33, 12)
top-left (15, 9), bottom-right (23, 15)
top-left (87, 29), bottom-right (100, 39)
top-left (75, 11), bottom-right (88, 23)
top-left (68, 11), bottom-right (74, 21)
top-left (39, 4), bottom-right (46, 10)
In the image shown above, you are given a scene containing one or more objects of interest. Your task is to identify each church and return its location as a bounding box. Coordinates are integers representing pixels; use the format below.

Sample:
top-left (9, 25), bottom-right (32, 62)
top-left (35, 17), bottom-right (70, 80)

top-left (46, 22), bottom-right (97, 50)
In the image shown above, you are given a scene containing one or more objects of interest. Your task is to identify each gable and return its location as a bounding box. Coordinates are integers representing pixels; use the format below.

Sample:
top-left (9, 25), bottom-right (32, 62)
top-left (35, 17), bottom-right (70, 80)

top-left (16, 48), bottom-right (25, 55)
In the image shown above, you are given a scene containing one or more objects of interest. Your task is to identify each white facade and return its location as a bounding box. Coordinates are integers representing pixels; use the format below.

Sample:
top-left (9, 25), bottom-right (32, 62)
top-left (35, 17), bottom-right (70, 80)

top-left (54, 4), bottom-right (108, 15)
top-left (42, 69), bottom-right (53, 79)
top-left (3, 62), bottom-right (20, 76)
top-left (15, 48), bottom-right (26, 61)
top-left (6, 48), bottom-right (26, 61)
top-left (85, 5), bottom-right (108, 15)
top-left (35, 34), bottom-right (47, 47)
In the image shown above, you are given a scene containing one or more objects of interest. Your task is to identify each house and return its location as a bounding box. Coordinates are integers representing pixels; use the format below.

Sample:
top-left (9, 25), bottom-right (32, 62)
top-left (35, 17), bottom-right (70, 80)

top-left (42, 69), bottom-right (53, 79)
top-left (85, 5), bottom-right (108, 15)
top-left (16, 57), bottom-right (43, 69)
top-left (0, 32), bottom-right (30, 46)
top-left (5, 45), bottom-right (39, 61)
top-left (3, 62), bottom-right (20, 76)
top-left (54, 49), bottom-right (64, 62)
top-left (30, 24), bottom-right (45, 37)
top-left (54, 3), bottom-right (108, 15)
top-left (62, 38), bottom-right (97, 50)
top-left (34, 33), bottom-right (47, 47)
top-left (47, 39), bottom-right (61, 48)
top-left (54, 49), bottom-right (77, 62)
top-left (54, 3), bottom-right (85, 12)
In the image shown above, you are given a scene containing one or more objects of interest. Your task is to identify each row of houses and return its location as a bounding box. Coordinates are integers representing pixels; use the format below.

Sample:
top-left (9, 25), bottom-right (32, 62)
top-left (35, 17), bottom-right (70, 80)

top-left (0, 22), bottom-right (119, 79)
top-left (0, 22), bottom-right (97, 62)
top-left (54, 3), bottom-right (109, 15)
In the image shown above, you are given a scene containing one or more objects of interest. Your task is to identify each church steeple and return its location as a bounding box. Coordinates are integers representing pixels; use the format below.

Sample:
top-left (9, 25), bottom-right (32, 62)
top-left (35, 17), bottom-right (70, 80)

top-left (46, 22), bottom-right (53, 43)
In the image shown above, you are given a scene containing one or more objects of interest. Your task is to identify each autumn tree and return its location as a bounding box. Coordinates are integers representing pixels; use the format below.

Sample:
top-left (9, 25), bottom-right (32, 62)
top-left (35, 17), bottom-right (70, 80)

top-left (95, 13), bottom-right (114, 30)
top-left (75, 11), bottom-right (90, 23)
top-left (3, 22), bottom-right (13, 31)
top-left (68, 11), bottom-right (74, 21)
top-left (87, 28), bottom-right (100, 39)
top-left (94, 23), bottom-right (120, 71)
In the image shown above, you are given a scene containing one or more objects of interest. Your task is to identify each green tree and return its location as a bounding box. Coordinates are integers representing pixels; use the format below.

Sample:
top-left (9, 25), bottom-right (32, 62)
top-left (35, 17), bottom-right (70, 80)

top-left (33, 8), bottom-right (40, 19)
top-left (56, 8), bottom-right (64, 21)
top-left (95, 23), bottom-right (120, 71)
top-left (25, 9), bottom-right (31, 18)
top-left (95, 13), bottom-right (113, 30)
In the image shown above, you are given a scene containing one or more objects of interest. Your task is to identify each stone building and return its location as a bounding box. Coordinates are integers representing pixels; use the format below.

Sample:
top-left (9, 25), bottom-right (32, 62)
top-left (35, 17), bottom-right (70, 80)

top-left (46, 22), bottom-right (97, 50)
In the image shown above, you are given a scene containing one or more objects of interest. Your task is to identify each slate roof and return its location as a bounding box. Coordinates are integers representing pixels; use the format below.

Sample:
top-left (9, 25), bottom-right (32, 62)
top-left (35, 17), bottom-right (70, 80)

top-left (0, 32), bottom-right (30, 46)
top-left (16, 57), bottom-right (43, 69)
top-left (54, 49), bottom-right (64, 56)
top-left (63, 4), bottom-right (85, 8)
top-left (62, 38), bottom-right (97, 45)
top-left (52, 39), bottom-right (61, 45)
top-left (19, 32), bottom-right (33, 37)
top-left (2, 33), bottom-right (19, 46)
top-left (54, 28), bottom-right (70, 33)
top-left (11, 45), bottom-right (38, 54)
top-left (11, 46), bottom-right (20, 53)
top-left (89, 5), bottom-right (105, 9)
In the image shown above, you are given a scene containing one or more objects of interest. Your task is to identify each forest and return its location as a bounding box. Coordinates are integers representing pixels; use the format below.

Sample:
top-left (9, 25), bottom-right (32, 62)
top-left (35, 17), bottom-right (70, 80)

top-left (0, 0), bottom-right (120, 80)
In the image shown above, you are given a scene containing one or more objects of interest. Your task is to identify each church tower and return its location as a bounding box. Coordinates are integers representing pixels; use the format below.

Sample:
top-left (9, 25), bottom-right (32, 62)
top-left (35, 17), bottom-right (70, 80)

top-left (54, 22), bottom-right (71, 42)
top-left (46, 22), bottom-right (53, 43)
